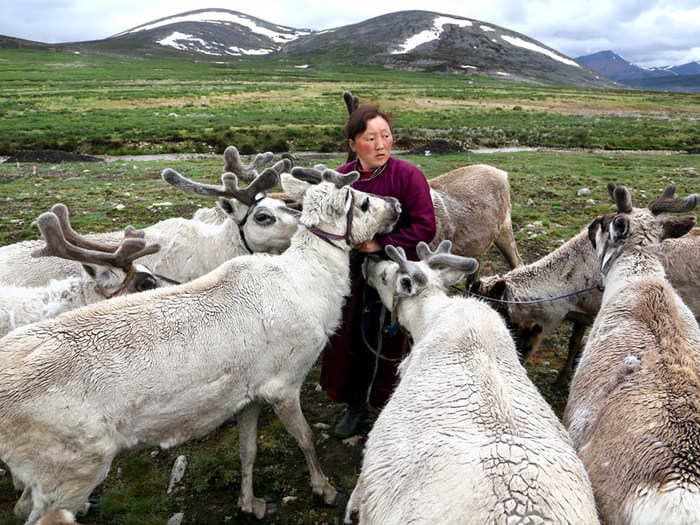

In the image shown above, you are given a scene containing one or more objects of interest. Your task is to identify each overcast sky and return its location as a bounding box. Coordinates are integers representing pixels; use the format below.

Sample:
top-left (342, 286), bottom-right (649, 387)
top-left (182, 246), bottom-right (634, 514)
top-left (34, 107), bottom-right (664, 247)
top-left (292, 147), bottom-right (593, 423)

top-left (1, 1), bottom-right (699, 67)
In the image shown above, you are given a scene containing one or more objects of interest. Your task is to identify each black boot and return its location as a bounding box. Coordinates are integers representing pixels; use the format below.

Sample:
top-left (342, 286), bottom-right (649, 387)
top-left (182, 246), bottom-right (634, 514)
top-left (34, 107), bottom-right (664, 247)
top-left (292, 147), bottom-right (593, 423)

top-left (333, 404), bottom-right (367, 439)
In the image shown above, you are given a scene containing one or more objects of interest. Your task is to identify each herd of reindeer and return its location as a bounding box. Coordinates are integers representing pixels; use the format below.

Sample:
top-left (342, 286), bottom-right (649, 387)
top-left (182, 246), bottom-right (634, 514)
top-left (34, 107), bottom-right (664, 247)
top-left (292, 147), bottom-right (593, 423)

top-left (0, 123), bottom-right (699, 524)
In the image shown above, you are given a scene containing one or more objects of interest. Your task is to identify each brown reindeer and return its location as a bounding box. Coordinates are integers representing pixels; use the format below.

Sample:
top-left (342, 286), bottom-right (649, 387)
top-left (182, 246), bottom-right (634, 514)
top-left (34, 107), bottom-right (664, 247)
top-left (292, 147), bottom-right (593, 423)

top-left (564, 184), bottom-right (699, 525)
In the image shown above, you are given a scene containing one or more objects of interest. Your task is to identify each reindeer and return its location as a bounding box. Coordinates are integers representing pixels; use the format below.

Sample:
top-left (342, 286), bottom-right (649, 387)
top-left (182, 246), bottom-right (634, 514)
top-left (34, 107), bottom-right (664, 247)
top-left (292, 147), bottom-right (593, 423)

top-left (0, 167), bottom-right (400, 524)
top-left (564, 184), bottom-right (700, 524)
top-left (0, 165), bottom-right (298, 287)
top-left (0, 204), bottom-right (170, 336)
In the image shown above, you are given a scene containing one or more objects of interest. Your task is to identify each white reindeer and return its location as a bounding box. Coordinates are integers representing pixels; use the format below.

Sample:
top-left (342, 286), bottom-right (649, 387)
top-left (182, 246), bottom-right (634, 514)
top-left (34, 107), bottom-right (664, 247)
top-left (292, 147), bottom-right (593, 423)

top-left (0, 166), bottom-right (400, 525)
top-left (0, 162), bottom-right (297, 287)
top-left (0, 205), bottom-right (170, 337)
top-left (347, 241), bottom-right (598, 525)
top-left (564, 184), bottom-right (700, 525)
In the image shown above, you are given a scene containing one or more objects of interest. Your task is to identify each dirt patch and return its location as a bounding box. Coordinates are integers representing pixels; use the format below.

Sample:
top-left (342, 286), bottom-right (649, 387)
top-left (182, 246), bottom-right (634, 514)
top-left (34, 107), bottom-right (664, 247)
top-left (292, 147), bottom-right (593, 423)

top-left (4, 150), bottom-right (103, 163)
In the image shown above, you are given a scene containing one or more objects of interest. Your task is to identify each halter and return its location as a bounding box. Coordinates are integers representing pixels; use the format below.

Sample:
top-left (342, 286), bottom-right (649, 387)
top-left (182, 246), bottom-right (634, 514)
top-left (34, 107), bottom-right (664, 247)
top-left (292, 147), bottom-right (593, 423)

top-left (236, 193), bottom-right (266, 254)
top-left (467, 284), bottom-right (604, 305)
top-left (94, 265), bottom-right (137, 299)
top-left (305, 192), bottom-right (355, 249)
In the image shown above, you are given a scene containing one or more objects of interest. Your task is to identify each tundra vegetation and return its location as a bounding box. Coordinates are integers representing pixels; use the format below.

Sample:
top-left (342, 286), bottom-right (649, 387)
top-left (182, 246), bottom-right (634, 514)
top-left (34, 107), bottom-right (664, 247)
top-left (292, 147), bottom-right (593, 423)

top-left (0, 49), bottom-right (699, 156)
top-left (0, 151), bottom-right (697, 524)
top-left (0, 46), bottom-right (698, 525)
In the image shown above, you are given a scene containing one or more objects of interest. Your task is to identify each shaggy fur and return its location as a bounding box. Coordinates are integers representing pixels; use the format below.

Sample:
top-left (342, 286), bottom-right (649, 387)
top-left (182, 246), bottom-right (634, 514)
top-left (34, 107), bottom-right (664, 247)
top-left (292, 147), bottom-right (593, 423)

top-left (564, 193), bottom-right (700, 525)
top-left (475, 227), bottom-right (699, 381)
top-left (0, 170), bottom-right (399, 524)
top-left (348, 247), bottom-right (598, 524)
top-left (0, 191), bottom-right (298, 287)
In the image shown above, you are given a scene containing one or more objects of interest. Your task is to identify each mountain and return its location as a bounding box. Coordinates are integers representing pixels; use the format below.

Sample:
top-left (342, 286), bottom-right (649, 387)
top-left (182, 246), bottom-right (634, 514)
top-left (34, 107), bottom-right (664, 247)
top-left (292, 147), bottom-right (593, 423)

top-left (280, 11), bottom-right (611, 87)
top-left (109, 8), bottom-right (309, 56)
top-left (0, 8), bottom-right (615, 88)
top-left (576, 50), bottom-right (700, 92)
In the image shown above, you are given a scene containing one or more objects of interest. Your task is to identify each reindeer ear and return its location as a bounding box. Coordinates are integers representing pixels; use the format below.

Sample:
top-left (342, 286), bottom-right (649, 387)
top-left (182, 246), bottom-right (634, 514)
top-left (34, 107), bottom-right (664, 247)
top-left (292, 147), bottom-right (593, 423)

top-left (658, 215), bottom-right (696, 239)
top-left (218, 197), bottom-right (238, 216)
top-left (490, 279), bottom-right (507, 301)
top-left (610, 215), bottom-right (629, 242)
top-left (396, 274), bottom-right (414, 296)
top-left (587, 217), bottom-right (603, 249)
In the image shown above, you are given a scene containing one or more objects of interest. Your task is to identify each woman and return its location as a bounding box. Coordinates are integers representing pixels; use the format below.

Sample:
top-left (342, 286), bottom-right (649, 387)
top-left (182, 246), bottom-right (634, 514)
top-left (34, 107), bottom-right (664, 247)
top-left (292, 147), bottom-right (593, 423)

top-left (321, 101), bottom-right (436, 438)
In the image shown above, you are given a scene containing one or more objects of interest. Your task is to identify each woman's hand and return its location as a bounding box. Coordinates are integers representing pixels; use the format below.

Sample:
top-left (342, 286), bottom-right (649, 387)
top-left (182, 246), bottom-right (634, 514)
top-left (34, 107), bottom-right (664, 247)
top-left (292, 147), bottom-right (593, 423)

top-left (357, 240), bottom-right (382, 253)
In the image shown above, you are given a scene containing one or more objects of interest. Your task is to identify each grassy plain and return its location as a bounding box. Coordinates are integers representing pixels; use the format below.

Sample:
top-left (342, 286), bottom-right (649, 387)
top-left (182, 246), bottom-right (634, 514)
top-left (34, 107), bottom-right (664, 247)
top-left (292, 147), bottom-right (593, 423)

top-left (1, 48), bottom-right (699, 155)
top-left (0, 150), bottom-right (698, 525)
top-left (0, 46), bottom-right (699, 524)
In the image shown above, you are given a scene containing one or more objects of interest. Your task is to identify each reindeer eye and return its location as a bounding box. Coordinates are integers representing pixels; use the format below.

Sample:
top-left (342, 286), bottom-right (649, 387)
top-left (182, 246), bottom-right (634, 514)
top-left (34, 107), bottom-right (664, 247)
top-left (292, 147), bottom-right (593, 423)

top-left (254, 210), bottom-right (276, 226)
top-left (361, 198), bottom-right (370, 212)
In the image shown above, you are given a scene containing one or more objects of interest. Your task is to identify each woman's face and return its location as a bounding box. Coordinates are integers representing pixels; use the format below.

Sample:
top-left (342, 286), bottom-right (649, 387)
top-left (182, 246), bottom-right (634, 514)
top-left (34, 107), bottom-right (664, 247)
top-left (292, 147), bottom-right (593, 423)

top-left (349, 116), bottom-right (393, 171)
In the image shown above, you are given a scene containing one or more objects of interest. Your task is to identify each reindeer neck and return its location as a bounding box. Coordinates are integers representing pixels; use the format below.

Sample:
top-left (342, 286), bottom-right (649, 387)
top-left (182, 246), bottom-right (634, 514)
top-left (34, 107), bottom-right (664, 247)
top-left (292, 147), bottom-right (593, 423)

top-left (397, 291), bottom-right (453, 342)
top-left (602, 244), bottom-right (666, 301)
top-left (507, 230), bottom-right (596, 292)
top-left (30, 277), bottom-right (103, 322)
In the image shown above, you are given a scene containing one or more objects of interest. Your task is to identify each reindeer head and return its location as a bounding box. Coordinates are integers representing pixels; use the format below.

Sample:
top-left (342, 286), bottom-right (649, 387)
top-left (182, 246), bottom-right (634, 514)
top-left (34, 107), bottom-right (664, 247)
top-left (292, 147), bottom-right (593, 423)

top-left (32, 204), bottom-right (167, 297)
top-left (588, 183), bottom-right (698, 275)
top-left (283, 165), bottom-right (401, 249)
top-left (364, 240), bottom-right (478, 310)
top-left (162, 161), bottom-right (299, 254)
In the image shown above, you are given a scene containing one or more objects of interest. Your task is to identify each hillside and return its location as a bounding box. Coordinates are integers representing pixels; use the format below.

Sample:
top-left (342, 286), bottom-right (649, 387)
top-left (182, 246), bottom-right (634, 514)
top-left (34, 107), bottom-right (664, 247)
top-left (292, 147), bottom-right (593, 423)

top-left (281, 11), bottom-right (611, 87)
top-left (1, 8), bottom-right (614, 88)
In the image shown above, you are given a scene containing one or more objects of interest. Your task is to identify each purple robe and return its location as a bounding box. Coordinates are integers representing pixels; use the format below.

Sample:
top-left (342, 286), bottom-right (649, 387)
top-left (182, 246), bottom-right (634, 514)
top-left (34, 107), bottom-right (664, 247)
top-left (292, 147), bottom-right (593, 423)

top-left (338, 157), bottom-right (436, 260)
top-left (321, 157), bottom-right (436, 408)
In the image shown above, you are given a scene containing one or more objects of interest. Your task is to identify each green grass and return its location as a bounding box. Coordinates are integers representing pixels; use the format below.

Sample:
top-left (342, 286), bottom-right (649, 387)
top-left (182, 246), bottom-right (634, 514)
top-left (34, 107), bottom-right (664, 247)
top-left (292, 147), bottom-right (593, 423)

top-left (0, 151), bottom-right (698, 524)
top-left (1, 48), bottom-right (699, 155)
top-left (0, 44), bottom-right (699, 523)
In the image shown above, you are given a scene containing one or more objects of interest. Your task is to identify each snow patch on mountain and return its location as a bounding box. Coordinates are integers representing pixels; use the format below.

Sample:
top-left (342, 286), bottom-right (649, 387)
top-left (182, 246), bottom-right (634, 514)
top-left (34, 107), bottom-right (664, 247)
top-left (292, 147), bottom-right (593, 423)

top-left (501, 35), bottom-right (579, 67)
top-left (156, 31), bottom-right (273, 56)
top-left (391, 15), bottom-right (472, 54)
top-left (116, 10), bottom-right (308, 43)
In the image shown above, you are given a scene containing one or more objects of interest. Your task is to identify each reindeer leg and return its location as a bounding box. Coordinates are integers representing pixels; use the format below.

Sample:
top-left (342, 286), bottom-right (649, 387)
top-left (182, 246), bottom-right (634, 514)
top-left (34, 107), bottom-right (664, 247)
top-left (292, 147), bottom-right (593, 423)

top-left (271, 391), bottom-right (340, 506)
top-left (556, 321), bottom-right (587, 387)
top-left (237, 402), bottom-right (274, 518)
top-left (493, 213), bottom-right (523, 269)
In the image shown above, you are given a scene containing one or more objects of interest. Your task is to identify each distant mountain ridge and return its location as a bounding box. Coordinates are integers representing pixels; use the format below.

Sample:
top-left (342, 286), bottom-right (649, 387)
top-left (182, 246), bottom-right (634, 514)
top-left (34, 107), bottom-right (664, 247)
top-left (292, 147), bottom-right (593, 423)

top-left (0, 8), bottom-right (614, 88)
top-left (575, 50), bottom-right (700, 92)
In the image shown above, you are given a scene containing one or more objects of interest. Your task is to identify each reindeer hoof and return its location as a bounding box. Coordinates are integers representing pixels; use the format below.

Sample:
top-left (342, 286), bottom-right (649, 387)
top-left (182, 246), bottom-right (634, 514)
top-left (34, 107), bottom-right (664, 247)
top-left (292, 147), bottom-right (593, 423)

top-left (239, 496), bottom-right (277, 519)
top-left (314, 490), bottom-right (348, 508)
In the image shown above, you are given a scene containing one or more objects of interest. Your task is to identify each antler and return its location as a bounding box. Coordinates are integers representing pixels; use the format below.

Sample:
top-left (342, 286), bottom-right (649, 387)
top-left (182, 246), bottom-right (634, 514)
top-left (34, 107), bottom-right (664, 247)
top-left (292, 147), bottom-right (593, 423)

top-left (223, 146), bottom-right (274, 183)
top-left (385, 245), bottom-right (411, 273)
top-left (606, 183), bottom-right (633, 213)
top-left (416, 240), bottom-right (453, 261)
top-left (291, 164), bottom-right (358, 187)
top-left (343, 91), bottom-right (360, 116)
top-left (50, 203), bottom-right (145, 253)
top-left (162, 167), bottom-right (281, 205)
top-left (416, 240), bottom-right (479, 273)
top-left (290, 166), bottom-right (324, 184)
top-left (32, 212), bottom-right (160, 273)
top-left (648, 184), bottom-right (699, 215)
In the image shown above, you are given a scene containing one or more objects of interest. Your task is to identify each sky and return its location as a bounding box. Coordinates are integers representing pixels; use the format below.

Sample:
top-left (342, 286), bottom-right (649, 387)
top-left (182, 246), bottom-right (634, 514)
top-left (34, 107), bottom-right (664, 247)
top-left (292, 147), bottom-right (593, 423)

top-left (1, 1), bottom-right (699, 67)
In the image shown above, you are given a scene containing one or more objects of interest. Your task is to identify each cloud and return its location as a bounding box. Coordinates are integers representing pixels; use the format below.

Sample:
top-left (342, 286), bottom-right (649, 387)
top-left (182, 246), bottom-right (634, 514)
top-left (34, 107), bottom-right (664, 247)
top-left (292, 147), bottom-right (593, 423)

top-left (0, 0), bottom-right (698, 66)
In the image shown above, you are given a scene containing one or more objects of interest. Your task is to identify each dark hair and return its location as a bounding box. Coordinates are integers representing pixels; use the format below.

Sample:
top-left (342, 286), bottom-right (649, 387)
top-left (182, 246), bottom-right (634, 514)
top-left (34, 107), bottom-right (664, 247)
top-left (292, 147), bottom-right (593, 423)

top-left (343, 104), bottom-right (393, 162)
